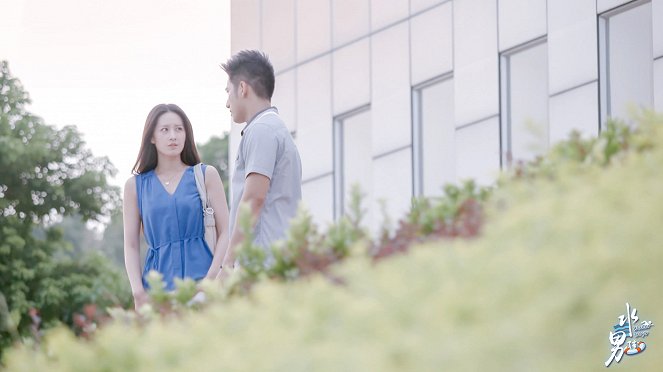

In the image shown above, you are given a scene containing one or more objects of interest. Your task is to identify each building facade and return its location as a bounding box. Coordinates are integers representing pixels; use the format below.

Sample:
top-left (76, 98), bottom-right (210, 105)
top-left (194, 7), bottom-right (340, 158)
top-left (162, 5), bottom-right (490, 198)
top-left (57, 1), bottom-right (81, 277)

top-left (229, 0), bottom-right (663, 231)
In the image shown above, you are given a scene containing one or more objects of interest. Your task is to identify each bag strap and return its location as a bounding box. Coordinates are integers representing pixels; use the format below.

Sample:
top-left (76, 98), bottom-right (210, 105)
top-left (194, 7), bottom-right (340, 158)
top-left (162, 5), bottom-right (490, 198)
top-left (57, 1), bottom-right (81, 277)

top-left (193, 163), bottom-right (213, 215)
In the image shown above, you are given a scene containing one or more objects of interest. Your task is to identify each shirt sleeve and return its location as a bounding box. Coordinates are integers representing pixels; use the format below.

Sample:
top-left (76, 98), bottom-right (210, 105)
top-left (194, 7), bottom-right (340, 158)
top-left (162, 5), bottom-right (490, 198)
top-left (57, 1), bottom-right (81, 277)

top-left (243, 123), bottom-right (279, 180)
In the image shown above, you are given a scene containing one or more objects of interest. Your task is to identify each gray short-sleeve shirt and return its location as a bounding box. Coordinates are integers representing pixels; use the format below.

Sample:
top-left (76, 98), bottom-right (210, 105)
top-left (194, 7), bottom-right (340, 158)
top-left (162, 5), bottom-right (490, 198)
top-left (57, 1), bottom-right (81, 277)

top-left (229, 107), bottom-right (302, 253)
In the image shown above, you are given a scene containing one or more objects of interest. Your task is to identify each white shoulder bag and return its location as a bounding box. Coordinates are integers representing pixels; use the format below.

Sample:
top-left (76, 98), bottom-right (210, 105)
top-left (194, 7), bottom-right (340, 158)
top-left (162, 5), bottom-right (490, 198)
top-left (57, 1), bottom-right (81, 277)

top-left (193, 163), bottom-right (216, 255)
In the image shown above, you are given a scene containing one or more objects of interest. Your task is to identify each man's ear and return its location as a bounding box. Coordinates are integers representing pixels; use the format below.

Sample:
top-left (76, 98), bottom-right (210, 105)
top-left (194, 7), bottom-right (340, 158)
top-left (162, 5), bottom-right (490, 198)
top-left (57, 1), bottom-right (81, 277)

top-left (239, 81), bottom-right (248, 97)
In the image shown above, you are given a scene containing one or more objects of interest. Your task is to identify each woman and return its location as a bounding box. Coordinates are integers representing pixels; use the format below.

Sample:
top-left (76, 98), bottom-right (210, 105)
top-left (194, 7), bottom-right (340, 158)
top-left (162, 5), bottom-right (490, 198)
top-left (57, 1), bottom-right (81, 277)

top-left (123, 103), bottom-right (229, 311)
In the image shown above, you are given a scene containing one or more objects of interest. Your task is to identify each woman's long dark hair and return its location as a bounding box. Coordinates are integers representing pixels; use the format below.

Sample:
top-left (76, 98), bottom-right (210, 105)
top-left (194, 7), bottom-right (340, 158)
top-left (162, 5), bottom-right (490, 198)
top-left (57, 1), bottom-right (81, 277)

top-left (131, 103), bottom-right (201, 174)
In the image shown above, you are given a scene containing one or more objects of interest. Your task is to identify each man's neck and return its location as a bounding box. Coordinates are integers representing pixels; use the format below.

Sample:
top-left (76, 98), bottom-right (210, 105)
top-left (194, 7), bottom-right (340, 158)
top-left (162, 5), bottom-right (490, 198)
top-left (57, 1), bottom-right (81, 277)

top-left (244, 100), bottom-right (272, 123)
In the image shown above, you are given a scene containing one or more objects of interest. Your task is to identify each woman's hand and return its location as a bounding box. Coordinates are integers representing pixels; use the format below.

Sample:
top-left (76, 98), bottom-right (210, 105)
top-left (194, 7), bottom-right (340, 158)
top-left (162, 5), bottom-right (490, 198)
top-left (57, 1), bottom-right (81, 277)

top-left (215, 266), bottom-right (230, 283)
top-left (133, 289), bottom-right (149, 312)
top-left (205, 266), bottom-right (221, 280)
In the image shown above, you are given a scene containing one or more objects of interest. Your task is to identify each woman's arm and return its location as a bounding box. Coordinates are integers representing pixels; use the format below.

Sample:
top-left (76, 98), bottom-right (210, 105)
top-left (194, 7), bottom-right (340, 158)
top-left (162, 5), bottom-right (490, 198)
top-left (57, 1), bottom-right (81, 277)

top-left (203, 166), bottom-right (230, 279)
top-left (123, 177), bottom-right (147, 310)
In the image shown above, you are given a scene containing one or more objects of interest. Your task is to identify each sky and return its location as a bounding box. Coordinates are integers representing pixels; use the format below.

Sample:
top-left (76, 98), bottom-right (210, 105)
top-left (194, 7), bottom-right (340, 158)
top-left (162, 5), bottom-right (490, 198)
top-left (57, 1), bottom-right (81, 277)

top-left (0, 0), bottom-right (231, 187)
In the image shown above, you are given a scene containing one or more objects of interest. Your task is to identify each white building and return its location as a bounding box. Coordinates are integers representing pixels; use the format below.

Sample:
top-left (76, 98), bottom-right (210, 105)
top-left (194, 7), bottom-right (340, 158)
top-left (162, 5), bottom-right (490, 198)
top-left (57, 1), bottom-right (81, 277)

top-left (229, 0), bottom-right (663, 231)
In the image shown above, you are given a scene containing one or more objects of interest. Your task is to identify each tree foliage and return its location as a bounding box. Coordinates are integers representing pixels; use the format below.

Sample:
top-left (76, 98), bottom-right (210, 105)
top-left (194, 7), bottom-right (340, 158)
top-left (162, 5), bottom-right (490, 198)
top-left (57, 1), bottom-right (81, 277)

top-left (0, 61), bottom-right (119, 223)
top-left (0, 60), bottom-right (128, 356)
top-left (197, 133), bottom-right (229, 200)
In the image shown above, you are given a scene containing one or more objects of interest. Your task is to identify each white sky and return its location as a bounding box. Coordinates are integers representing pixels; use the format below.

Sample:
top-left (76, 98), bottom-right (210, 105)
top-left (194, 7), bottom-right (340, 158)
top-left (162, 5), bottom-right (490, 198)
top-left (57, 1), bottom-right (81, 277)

top-left (0, 0), bottom-right (231, 187)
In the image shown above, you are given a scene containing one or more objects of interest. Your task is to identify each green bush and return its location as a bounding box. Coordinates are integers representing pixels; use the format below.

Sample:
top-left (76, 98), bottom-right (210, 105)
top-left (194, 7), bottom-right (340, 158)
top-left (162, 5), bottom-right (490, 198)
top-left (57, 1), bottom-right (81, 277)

top-left (0, 60), bottom-right (129, 358)
top-left (4, 114), bottom-right (663, 370)
top-left (234, 185), bottom-right (368, 289)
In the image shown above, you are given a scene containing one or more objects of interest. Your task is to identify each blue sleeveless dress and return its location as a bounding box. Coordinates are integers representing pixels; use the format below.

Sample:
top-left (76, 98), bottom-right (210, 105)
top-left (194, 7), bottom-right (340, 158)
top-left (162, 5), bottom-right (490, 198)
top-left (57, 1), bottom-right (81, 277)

top-left (136, 165), bottom-right (213, 291)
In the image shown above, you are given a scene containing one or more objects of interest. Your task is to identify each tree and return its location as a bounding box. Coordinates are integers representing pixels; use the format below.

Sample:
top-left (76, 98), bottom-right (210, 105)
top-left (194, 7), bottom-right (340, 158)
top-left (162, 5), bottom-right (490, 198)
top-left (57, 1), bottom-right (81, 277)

top-left (0, 60), bottom-right (128, 355)
top-left (197, 133), bottom-right (230, 201)
top-left (98, 211), bottom-right (126, 268)
top-left (0, 63), bottom-right (119, 223)
top-left (98, 210), bottom-right (147, 269)
top-left (32, 214), bottom-right (101, 260)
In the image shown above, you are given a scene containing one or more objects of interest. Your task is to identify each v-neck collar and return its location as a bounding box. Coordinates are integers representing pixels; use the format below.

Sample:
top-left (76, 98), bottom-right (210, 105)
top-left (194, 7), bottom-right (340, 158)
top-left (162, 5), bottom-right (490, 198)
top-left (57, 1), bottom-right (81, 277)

top-left (154, 166), bottom-right (191, 197)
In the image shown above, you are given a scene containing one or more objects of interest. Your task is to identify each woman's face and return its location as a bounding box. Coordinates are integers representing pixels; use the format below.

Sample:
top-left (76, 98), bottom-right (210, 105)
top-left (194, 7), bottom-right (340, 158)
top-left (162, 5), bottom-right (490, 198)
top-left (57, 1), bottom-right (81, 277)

top-left (151, 111), bottom-right (186, 157)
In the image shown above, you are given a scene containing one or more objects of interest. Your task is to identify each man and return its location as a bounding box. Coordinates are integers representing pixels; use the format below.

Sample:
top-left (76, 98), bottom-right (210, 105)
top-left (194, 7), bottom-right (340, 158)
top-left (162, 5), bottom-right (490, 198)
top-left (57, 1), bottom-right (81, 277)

top-left (218, 50), bottom-right (302, 276)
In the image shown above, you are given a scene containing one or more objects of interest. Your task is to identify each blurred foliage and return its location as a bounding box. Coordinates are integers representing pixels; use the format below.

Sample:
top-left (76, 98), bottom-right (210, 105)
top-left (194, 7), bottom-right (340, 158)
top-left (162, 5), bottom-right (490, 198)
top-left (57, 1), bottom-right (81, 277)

top-left (503, 115), bottom-right (656, 181)
top-left (234, 185), bottom-right (367, 288)
top-left (32, 214), bottom-right (100, 261)
top-left (3, 62), bottom-right (661, 370)
top-left (370, 180), bottom-right (491, 262)
top-left (97, 211), bottom-right (127, 268)
top-left (4, 111), bottom-right (662, 370)
top-left (0, 61), bottom-right (130, 358)
top-left (97, 210), bottom-right (147, 270)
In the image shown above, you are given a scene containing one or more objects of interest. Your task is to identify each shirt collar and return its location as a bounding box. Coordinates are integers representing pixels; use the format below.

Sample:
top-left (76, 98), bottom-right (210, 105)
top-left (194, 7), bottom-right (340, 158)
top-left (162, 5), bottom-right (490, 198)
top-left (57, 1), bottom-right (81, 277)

top-left (241, 106), bottom-right (278, 136)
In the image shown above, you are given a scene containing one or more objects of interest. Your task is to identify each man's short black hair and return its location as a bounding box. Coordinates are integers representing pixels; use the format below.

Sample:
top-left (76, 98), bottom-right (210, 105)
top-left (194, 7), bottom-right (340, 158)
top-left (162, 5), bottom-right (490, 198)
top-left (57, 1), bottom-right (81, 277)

top-left (221, 50), bottom-right (275, 100)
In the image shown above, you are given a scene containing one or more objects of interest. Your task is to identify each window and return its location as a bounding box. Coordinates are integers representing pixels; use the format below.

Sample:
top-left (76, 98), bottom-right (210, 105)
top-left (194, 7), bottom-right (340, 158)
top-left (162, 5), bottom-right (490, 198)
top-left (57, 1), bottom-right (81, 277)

top-left (599, 0), bottom-right (654, 126)
top-left (500, 37), bottom-right (549, 166)
top-left (412, 74), bottom-right (455, 197)
top-left (333, 105), bottom-right (371, 219)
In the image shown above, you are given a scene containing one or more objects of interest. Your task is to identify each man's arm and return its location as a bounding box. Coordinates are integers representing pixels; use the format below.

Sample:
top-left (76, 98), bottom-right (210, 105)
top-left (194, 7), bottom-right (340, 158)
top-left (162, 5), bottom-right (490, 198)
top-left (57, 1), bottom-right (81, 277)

top-left (219, 172), bottom-right (270, 271)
